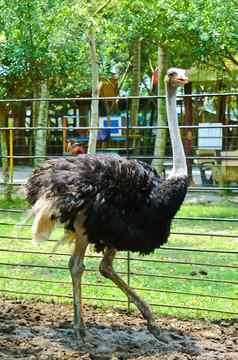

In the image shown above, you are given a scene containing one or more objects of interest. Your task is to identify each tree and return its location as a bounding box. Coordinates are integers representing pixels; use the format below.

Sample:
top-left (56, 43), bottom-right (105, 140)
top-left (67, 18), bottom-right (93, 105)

top-left (86, 0), bottom-right (100, 155)
top-left (152, 47), bottom-right (168, 173)
top-left (71, 0), bottom-right (114, 154)
top-left (0, 0), bottom-right (91, 164)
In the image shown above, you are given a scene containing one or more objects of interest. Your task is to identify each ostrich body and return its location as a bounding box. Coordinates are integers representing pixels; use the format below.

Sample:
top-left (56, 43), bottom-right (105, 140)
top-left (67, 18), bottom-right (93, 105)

top-left (25, 68), bottom-right (188, 340)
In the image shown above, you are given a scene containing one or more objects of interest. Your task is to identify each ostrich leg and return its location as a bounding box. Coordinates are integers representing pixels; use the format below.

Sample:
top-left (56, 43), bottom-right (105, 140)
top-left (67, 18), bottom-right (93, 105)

top-left (69, 234), bottom-right (88, 339)
top-left (99, 247), bottom-right (160, 339)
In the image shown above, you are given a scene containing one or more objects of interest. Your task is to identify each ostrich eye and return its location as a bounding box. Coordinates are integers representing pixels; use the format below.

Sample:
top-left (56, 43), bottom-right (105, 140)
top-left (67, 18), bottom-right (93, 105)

top-left (168, 71), bottom-right (177, 78)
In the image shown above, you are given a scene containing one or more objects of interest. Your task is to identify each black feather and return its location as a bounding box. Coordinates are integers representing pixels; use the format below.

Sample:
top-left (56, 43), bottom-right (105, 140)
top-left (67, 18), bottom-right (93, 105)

top-left (25, 154), bottom-right (188, 255)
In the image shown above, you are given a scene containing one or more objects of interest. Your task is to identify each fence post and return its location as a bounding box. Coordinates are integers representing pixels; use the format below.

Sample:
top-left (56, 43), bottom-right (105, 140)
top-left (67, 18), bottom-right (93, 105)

top-left (184, 82), bottom-right (194, 183)
top-left (63, 117), bottom-right (68, 153)
top-left (0, 105), bottom-right (12, 200)
top-left (8, 118), bottom-right (14, 184)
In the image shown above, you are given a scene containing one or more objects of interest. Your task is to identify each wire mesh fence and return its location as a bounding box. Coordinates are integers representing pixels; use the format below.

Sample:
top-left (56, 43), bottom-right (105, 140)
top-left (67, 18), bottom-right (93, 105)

top-left (0, 93), bottom-right (238, 319)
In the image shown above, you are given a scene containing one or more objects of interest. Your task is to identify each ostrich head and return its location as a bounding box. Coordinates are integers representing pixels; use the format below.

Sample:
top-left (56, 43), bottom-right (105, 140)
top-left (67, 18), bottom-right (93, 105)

top-left (165, 68), bottom-right (188, 88)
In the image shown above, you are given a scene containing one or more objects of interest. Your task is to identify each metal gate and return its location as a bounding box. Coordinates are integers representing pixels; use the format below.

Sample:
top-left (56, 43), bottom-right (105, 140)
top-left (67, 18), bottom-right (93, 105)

top-left (0, 93), bottom-right (238, 319)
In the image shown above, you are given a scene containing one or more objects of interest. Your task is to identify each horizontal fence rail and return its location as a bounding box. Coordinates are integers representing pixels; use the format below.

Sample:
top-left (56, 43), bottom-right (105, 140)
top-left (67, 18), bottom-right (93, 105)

top-left (0, 92), bottom-right (237, 103)
top-left (1, 247), bottom-right (238, 268)
top-left (1, 184), bottom-right (238, 192)
top-left (0, 93), bottom-right (238, 319)
top-left (1, 275), bottom-right (238, 300)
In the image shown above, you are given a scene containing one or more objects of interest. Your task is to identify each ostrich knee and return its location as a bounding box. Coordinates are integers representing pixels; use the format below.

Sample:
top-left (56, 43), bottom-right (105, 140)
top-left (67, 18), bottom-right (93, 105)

top-left (99, 258), bottom-right (113, 279)
top-left (69, 255), bottom-right (85, 277)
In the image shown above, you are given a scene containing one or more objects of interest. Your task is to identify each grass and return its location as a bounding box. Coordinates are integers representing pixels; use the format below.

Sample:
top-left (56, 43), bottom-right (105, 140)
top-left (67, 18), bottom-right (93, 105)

top-left (0, 194), bottom-right (238, 320)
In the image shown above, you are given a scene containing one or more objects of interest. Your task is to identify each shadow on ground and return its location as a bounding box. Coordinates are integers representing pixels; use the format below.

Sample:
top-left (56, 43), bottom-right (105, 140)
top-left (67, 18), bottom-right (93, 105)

top-left (55, 320), bottom-right (199, 359)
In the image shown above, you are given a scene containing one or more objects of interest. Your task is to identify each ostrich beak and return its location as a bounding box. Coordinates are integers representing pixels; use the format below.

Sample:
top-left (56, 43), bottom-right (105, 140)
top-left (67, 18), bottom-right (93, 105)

top-left (175, 77), bottom-right (189, 85)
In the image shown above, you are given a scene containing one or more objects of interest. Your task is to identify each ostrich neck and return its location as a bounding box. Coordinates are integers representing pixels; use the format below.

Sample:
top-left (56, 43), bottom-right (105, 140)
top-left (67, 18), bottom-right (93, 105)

top-left (166, 85), bottom-right (187, 178)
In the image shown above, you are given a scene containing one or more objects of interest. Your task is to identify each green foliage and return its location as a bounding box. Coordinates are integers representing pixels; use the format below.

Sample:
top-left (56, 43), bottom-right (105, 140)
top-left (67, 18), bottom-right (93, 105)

top-left (0, 0), bottom-right (92, 97)
top-left (0, 0), bottom-right (236, 98)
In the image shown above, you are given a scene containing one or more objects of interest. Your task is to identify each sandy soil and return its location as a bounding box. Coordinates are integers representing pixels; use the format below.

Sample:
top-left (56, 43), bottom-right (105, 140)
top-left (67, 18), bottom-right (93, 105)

top-left (0, 298), bottom-right (237, 359)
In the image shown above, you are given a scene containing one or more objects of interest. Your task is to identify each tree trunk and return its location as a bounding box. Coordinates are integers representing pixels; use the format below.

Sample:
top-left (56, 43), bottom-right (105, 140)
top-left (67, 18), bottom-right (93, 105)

top-left (215, 80), bottom-right (227, 150)
top-left (32, 82), bottom-right (41, 165)
top-left (0, 105), bottom-right (12, 200)
top-left (11, 103), bottom-right (26, 164)
top-left (87, 2), bottom-right (99, 155)
top-left (184, 82), bottom-right (194, 183)
top-left (152, 47), bottom-right (168, 173)
top-left (228, 97), bottom-right (237, 150)
top-left (218, 94), bottom-right (227, 150)
top-left (130, 38), bottom-right (141, 153)
top-left (34, 80), bottom-right (49, 167)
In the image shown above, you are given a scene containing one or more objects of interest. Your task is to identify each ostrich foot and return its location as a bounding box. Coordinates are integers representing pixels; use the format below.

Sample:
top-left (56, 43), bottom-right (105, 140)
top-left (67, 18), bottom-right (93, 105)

top-left (148, 325), bottom-right (171, 343)
top-left (148, 322), bottom-right (162, 341)
top-left (148, 322), bottom-right (184, 344)
top-left (74, 323), bottom-right (87, 341)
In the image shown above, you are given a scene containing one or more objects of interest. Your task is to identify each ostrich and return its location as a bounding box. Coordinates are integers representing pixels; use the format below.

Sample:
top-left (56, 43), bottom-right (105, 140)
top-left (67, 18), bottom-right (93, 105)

top-left (25, 68), bottom-right (188, 340)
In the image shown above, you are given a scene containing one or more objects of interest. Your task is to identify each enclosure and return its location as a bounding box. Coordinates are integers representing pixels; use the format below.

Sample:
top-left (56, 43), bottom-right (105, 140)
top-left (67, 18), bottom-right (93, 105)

top-left (0, 93), bottom-right (238, 359)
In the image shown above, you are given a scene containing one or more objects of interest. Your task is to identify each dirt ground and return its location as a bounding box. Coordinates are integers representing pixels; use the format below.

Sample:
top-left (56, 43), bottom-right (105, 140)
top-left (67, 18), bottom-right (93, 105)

top-left (0, 298), bottom-right (237, 360)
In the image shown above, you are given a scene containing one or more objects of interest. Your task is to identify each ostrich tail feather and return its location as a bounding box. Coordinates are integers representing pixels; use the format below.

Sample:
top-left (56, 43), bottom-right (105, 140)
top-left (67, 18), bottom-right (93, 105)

top-left (31, 197), bottom-right (57, 245)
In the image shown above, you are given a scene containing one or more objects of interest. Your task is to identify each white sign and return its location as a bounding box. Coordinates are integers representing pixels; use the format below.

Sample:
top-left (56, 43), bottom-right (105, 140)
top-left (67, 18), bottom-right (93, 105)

top-left (198, 123), bottom-right (222, 150)
top-left (99, 116), bottom-right (122, 136)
